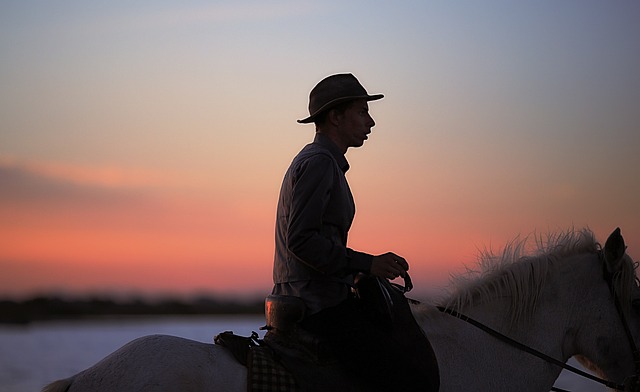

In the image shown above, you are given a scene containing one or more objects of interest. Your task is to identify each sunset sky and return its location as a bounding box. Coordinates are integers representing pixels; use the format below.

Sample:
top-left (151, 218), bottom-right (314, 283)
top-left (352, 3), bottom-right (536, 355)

top-left (1, 1), bottom-right (639, 300)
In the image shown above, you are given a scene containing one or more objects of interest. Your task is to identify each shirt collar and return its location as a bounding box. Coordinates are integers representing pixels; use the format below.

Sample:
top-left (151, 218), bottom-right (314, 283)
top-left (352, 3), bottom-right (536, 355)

top-left (313, 133), bottom-right (350, 172)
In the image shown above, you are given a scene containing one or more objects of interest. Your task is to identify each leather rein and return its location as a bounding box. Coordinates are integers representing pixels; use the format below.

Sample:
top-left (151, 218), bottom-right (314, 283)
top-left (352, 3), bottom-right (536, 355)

top-left (436, 250), bottom-right (640, 391)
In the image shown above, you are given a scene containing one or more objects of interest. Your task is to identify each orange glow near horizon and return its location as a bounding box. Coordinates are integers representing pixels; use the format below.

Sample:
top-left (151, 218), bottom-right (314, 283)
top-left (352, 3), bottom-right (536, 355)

top-left (0, 160), bottom-right (280, 297)
top-left (2, 155), bottom-right (639, 300)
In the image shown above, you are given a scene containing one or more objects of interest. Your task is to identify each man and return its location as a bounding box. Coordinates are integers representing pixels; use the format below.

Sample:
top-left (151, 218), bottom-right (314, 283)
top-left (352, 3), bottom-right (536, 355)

top-left (272, 73), bottom-right (417, 391)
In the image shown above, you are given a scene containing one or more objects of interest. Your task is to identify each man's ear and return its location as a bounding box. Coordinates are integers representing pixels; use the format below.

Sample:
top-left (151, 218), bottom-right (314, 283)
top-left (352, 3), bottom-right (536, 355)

top-left (327, 108), bottom-right (342, 127)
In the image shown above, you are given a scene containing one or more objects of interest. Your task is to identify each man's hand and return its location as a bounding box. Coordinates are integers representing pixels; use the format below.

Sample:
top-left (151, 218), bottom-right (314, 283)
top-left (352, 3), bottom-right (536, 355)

top-left (370, 252), bottom-right (409, 280)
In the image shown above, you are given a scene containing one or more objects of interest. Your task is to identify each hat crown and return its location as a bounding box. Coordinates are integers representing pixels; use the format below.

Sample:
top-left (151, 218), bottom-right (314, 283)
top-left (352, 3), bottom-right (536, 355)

top-left (298, 73), bottom-right (383, 124)
top-left (308, 74), bottom-right (366, 112)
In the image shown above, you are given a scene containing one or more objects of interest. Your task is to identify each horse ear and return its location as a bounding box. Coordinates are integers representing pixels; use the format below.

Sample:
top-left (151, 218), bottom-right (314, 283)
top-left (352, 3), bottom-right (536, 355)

top-left (604, 227), bottom-right (626, 274)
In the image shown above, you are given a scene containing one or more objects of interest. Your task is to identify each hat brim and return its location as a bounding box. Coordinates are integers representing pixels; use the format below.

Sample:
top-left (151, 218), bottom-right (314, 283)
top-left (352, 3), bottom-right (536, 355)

top-left (297, 94), bottom-right (384, 124)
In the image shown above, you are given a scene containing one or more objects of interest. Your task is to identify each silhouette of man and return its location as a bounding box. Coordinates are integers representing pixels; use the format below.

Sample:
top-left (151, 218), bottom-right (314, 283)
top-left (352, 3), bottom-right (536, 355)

top-left (272, 73), bottom-right (418, 391)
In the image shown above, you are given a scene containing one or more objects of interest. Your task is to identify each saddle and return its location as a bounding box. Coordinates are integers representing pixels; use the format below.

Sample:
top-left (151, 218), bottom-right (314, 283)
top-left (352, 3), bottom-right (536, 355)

top-left (354, 275), bottom-right (440, 392)
top-left (215, 275), bottom-right (440, 392)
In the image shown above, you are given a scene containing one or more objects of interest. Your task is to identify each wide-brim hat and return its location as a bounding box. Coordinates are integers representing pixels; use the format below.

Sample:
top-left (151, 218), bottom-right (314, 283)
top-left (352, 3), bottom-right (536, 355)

top-left (297, 73), bottom-right (383, 124)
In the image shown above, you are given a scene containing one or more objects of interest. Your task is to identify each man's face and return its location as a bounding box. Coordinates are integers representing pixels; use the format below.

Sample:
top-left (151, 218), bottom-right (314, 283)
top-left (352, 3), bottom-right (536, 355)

top-left (336, 99), bottom-right (376, 149)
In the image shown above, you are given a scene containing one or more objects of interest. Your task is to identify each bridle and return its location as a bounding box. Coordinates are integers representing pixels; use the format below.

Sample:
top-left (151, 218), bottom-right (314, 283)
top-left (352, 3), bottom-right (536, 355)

top-left (601, 249), bottom-right (640, 391)
top-left (437, 250), bottom-right (640, 392)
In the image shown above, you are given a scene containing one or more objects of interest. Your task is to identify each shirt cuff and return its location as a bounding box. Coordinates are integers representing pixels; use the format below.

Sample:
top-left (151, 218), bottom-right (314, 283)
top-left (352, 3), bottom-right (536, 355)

top-left (346, 249), bottom-right (373, 273)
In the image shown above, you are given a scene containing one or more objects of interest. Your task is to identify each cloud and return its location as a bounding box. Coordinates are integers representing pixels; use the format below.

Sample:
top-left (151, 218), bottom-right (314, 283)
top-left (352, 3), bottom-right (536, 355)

top-left (0, 157), bottom-right (166, 208)
top-left (0, 155), bottom-right (272, 236)
top-left (0, 155), bottom-right (187, 190)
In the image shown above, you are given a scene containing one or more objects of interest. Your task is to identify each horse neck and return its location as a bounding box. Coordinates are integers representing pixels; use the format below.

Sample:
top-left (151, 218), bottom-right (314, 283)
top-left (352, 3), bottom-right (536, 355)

top-left (461, 252), bottom-right (605, 358)
top-left (417, 252), bottom-right (604, 391)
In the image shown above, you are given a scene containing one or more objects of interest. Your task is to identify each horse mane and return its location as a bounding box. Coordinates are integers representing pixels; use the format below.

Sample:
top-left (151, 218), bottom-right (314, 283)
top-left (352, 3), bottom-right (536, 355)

top-left (437, 228), bottom-right (603, 327)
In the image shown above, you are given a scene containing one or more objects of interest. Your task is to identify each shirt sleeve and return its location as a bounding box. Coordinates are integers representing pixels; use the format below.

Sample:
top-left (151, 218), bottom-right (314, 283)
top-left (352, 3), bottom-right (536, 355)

top-left (286, 154), bottom-right (373, 277)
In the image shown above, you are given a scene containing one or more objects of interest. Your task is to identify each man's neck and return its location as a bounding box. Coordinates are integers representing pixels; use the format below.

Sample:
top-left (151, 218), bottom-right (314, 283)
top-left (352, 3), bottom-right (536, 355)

top-left (316, 130), bottom-right (347, 154)
top-left (313, 133), bottom-right (350, 172)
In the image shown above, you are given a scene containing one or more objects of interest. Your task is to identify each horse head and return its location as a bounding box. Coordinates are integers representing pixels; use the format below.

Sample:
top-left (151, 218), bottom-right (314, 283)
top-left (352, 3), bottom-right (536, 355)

top-left (575, 228), bottom-right (640, 391)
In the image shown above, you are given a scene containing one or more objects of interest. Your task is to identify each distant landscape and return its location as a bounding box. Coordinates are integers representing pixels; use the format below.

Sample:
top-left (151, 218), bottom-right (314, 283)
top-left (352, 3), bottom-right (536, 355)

top-left (0, 295), bottom-right (264, 324)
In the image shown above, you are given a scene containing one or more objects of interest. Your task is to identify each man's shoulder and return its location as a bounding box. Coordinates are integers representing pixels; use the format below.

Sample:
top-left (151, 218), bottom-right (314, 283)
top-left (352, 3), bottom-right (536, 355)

top-left (287, 145), bottom-right (339, 181)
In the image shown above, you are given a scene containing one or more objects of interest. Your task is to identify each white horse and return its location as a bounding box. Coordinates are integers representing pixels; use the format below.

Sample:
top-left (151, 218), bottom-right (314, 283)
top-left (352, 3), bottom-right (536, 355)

top-left (43, 228), bottom-right (640, 392)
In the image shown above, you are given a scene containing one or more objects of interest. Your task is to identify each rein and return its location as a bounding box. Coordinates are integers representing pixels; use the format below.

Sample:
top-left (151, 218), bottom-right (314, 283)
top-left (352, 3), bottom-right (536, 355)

top-left (437, 250), bottom-right (640, 392)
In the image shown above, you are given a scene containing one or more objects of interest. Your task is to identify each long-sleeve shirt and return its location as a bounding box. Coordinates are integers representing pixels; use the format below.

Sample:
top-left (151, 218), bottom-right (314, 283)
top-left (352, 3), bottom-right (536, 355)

top-left (272, 133), bottom-right (373, 314)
